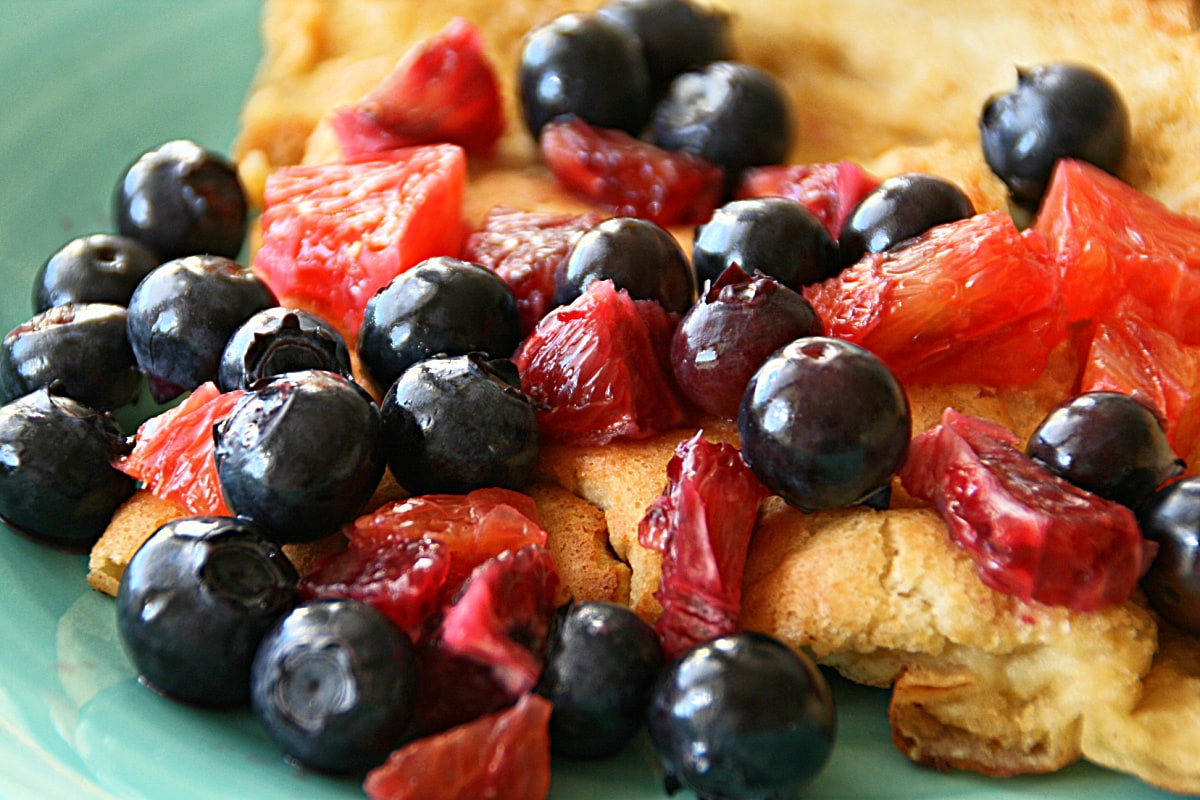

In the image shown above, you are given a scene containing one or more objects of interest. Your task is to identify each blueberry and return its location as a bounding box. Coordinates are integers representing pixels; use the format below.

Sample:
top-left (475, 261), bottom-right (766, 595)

top-left (357, 256), bottom-right (521, 397)
top-left (213, 369), bottom-right (385, 544)
top-left (1138, 477), bottom-right (1200, 635)
top-left (534, 600), bottom-right (663, 759)
top-left (692, 197), bottom-right (837, 291)
top-left (1026, 391), bottom-right (1184, 510)
top-left (981, 63), bottom-right (1129, 211)
top-left (838, 173), bottom-right (975, 266)
top-left (32, 233), bottom-right (160, 313)
top-left (597, 0), bottom-right (734, 99)
top-left (219, 307), bottom-right (352, 392)
top-left (646, 631), bottom-right (836, 799)
top-left (126, 254), bottom-right (277, 403)
top-left (115, 516), bottom-right (299, 707)
top-left (381, 354), bottom-right (539, 495)
top-left (738, 336), bottom-right (911, 511)
top-left (0, 303), bottom-right (140, 411)
top-left (519, 12), bottom-right (652, 138)
top-left (0, 386), bottom-right (134, 546)
top-left (652, 61), bottom-right (793, 179)
top-left (114, 139), bottom-right (248, 260)
top-left (671, 264), bottom-right (822, 419)
top-left (555, 216), bottom-right (695, 312)
top-left (250, 598), bottom-right (418, 773)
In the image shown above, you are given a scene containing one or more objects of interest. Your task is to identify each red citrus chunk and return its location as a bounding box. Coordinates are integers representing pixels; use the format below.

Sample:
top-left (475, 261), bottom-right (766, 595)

top-left (899, 408), bottom-right (1145, 612)
top-left (116, 382), bottom-right (242, 515)
top-left (364, 692), bottom-right (553, 800)
top-left (804, 211), bottom-right (1066, 386)
top-left (462, 206), bottom-right (603, 336)
top-left (540, 117), bottom-right (724, 227)
top-left (252, 144), bottom-right (466, 344)
top-left (438, 545), bottom-right (559, 697)
top-left (736, 160), bottom-right (881, 239)
top-left (331, 18), bottom-right (505, 159)
top-left (1034, 158), bottom-right (1200, 341)
top-left (514, 279), bottom-right (688, 445)
top-left (638, 432), bottom-right (770, 658)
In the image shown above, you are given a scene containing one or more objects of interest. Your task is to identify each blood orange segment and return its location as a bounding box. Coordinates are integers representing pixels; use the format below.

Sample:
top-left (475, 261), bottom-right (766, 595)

top-left (251, 144), bottom-right (467, 344)
top-left (1034, 157), bottom-right (1200, 341)
top-left (462, 206), bottom-right (603, 336)
top-left (638, 432), bottom-right (770, 658)
top-left (900, 408), bottom-right (1144, 611)
top-left (116, 382), bottom-right (241, 515)
top-left (540, 117), bottom-right (724, 227)
top-left (804, 211), bottom-right (1066, 386)
top-left (736, 160), bottom-right (881, 240)
top-left (514, 279), bottom-right (688, 445)
top-left (331, 18), bottom-right (505, 159)
top-left (363, 693), bottom-right (553, 800)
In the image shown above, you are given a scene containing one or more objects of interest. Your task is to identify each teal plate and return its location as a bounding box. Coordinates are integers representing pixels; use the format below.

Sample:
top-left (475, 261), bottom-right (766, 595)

top-left (0, 3), bottom-right (1186, 798)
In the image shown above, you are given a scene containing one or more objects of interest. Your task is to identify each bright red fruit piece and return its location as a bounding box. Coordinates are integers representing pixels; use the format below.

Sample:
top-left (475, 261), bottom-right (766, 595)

top-left (514, 279), bottom-right (689, 445)
top-left (252, 144), bottom-right (466, 344)
top-left (804, 211), bottom-right (1066, 386)
top-left (638, 432), bottom-right (770, 658)
top-left (439, 545), bottom-right (559, 696)
top-left (363, 692), bottom-right (553, 800)
top-left (116, 382), bottom-right (241, 515)
top-left (462, 206), bottom-right (603, 335)
top-left (540, 117), bottom-right (724, 227)
top-left (736, 160), bottom-right (881, 239)
top-left (1035, 158), bottom-right (1200, 341)
top-left (331, 18), bottom-right (505, 159)
top-left (900, 408), bottom-right (1144, 611)
top-left (1079, 296), bottom-right (1200, 461)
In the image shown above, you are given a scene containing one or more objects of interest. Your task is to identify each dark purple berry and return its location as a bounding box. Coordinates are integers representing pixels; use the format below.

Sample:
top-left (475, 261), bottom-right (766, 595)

top-left (219, 307), bottom-right (352, 392)
top-left (33, 233), bottom-right (159, 313)
top-left (839, 172), bottom-right (974, 266)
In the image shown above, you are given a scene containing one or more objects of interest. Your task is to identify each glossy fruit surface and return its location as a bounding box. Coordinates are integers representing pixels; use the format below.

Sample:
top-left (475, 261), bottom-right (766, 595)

top-left (639, 432), bottom-right (769, 657)
top-left (380, 354), bottom-right (538, 495)
top-left (32, 233), bottom-right (159, 312)
top-left (331, 17), bottom-right (504, 159)
top-left (0, 386), bottom-right (134, 545)
top-left (1138, 477), bottom-right (1200, 635)
top-left (0, 303), bottom-right (140, 411)
top-left (218, 306), bottom-right (352, 392)
top-left (805, 211), bottom-right (1065, 387)
top-left (739, 337), bottom-right (910, 511)
top-left (116, 515), bottom-right (299, 707)
top-left (114, 139), bottom-right (247, 260)
top-left (647, 631), bottom-right (835, 800)
top-left (117, 382), bottom-right (241, 516)
top-left (363, 692), bottom-right (553, 800)
top-left (462, 206), bottom-right (603, 335)
top-left (1034, 158), bottom-right (1200, 342)
top-left (126, 254), bottom-right (277, 403)
top-left (1026, 391), bottom-right (1184, 510)
top-left (213, 370), bottom-right (385, 543)
top-left (518, 12), bottom-right (651, 137)
top-left (838, 172), bottom-right (974, 266)
top-left (692, 197), bottom-right (838, 290)
top-left (651, 61), bottom-right (793, 177)
top-left (540, 116), bottom-right (724, 227)
top-left (534, 599), bottom-right (663, 759)
top-left (250, 598), bottom-right (418, 774)
top-left (981, 63), bottom-right (1129, 210)
top-left (356, 256), bottom-right (521, 396)
top-left (556, 216), bottom-right (696, 313)
top-left (901, 408), bottom-right (1144, 611)
top-left (736, 160), bottom-right (881, 239)
top-left (598, 0), bottom-right (734, 98)
top-left (515, 279), bottom-right (687, 445)
top-left (252, 144), bottom-right (466, 344)
top-left (671, 265), bottom-right (821, 418)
